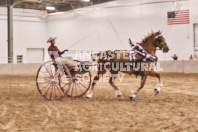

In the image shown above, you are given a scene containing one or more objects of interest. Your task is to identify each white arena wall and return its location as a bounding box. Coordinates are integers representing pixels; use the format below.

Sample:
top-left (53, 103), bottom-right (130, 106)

top-left (0, 7), bottom-right (47, 63)
top-left (0, 60), bottom-right (198, 75)
top-left (0, 0), bottom-right (198, 74)
top-left (46, 0), bottom-right (198, 60)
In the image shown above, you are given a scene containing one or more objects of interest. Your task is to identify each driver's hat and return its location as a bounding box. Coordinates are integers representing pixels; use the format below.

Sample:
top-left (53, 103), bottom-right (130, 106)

top-left (47, 37), bottom-right (57, 43)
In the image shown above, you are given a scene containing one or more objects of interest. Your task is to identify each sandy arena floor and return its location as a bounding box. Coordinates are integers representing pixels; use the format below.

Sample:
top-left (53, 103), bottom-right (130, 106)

top-left (0, 73), bottom-right (198, 131)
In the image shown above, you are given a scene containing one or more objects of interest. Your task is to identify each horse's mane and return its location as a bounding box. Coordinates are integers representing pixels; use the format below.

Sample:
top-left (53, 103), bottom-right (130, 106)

top-left (140, 32), bottom-right (154, 44)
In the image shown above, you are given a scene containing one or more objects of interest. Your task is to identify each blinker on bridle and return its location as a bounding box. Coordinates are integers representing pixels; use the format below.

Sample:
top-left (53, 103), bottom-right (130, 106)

top-left (155, 35), bottom-right (166, 50)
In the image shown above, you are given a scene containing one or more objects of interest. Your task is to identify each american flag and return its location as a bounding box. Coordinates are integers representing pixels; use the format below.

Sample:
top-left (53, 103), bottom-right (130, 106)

top-left (167, 10), bottom-right (190, 25)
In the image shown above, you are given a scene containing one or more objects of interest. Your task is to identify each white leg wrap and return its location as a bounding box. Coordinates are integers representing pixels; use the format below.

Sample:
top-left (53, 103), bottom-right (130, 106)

top-left (131, 90), bottom-right (135, 94)
top-left (156, 82), bottom-right (162, 88)
top-left (160, 80), bottom-right (163, 87)
top-left (156, 86), bottom-right (161, 92)
top-left (155, 80), bottom-right (163, 92)
top-left (130, 94), bottom-right (136, 98)
top-left (115, 90), bottom-right (122, 96)
top-left (86, 92), bottom-right (93, 98)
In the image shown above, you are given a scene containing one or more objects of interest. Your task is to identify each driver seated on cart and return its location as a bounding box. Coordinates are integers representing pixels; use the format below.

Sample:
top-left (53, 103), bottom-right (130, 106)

top-left (47, 37), bottom-right (77, 71)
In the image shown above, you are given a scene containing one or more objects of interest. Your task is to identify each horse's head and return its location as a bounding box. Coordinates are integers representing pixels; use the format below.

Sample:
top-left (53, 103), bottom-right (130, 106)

top-left (154, 30), bottom-right (169, 53)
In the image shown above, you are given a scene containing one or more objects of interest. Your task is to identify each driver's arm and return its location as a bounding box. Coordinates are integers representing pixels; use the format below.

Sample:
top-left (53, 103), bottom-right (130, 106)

top-left (58, 49), bottom-right (68, 56)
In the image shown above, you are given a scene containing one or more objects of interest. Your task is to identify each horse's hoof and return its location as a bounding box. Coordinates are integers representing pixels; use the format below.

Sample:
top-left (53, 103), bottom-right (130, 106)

top-left (155, 88), bottom-right (159, 95)
top-left (129, 97), bottom-right (135, 101)
top-left (117, 95), bottom-right (122, 98)
top-left (86, 97), bottom-right (91, 100)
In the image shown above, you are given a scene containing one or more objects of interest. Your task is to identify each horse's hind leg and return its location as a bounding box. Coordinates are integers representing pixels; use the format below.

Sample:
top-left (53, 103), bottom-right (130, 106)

top-left (130, 75), bottom-right (147, 100)
top-left (109, 71), bottom-right (122, 98)
top-left (86, 69), bottom-right (107, 100)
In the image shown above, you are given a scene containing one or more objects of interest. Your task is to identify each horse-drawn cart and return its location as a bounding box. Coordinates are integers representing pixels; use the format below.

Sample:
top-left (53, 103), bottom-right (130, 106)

top-left (36, 59), bottom-right (91, 100)
top-left (36, 31), bottom-right (169, 101)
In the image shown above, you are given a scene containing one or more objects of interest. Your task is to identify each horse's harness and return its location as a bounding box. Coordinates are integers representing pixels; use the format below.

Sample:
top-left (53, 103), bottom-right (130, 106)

top-left (129, 40), bottom-right (158, 62)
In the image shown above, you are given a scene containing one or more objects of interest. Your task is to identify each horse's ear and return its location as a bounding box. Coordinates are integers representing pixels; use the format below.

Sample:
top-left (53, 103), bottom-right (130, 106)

top-left (155, 30), bottom-right (161, 36)
top-left (129, 38), bottom-right (132, 44)
top-left (129, 38), bottom-right (132, 43)
top-left (158, 30), bottom-right (162, 34)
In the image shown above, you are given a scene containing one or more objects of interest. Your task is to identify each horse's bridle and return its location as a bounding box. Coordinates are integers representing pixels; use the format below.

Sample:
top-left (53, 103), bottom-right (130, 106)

top-left (155, 35), bottom-right (167, 50)
top-left (159, 42), bottom-right (167, 50)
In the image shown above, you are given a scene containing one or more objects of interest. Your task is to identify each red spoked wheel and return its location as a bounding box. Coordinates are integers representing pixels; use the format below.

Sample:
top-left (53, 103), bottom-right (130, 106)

top-left (60, 61), bottom-right (92, 97)
top-left (36, 60), bottom-right (71, 100)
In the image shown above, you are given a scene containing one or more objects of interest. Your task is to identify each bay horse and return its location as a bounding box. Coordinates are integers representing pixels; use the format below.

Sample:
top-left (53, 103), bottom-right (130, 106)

top-left (86, 30), bottom-right (169, 100)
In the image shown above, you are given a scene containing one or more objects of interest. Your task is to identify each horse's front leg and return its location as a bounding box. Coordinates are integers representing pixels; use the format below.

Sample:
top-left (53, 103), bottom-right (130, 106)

top-left (147, 71), bottom-right (163, 95)
top-left (130, 75), bottom-right (147, 100)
